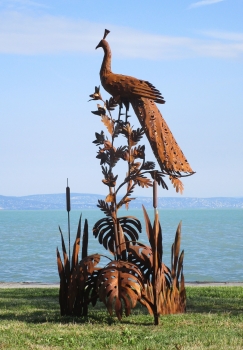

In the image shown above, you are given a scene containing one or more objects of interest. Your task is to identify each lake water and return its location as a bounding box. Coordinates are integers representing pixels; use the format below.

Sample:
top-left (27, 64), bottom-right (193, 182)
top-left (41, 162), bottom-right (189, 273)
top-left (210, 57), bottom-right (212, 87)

top-left (0, 209), bottom-right (242, 283)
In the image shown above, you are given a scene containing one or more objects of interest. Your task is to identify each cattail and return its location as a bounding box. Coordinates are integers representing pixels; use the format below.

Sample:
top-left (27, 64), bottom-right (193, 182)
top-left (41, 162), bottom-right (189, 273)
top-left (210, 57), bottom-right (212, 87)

top-left (66, 179), bottom-right (71, 212)
top-left (153, 178), bottom-right (158, 209)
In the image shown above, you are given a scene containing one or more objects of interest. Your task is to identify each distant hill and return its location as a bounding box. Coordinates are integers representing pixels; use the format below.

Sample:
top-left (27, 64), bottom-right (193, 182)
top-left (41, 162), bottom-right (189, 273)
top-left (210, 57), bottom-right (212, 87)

top-left (0, 194), bottom-right (243, 210)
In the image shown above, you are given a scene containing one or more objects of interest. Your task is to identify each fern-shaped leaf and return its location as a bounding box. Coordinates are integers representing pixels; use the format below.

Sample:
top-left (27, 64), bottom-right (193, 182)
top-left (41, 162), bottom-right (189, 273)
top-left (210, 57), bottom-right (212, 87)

top-left (113, 122), bottom-right (123, 139)
top-left (142, 161), bottom-right (155, 170)
top-left (102, 171), bottom-right (118, 187)
top-left (117, 182), bottom-right (136, 209)
top-left (149, 171), bottom-right (168, 190)
top-left (115, 145), bottom-right (128, 160)
top-left (169, 176), bottom-right (184, 194)
top-left (130, 128), bottom-right (145, 146)
top-left (101, 115), bottom-right (114, 134)
top-left (135, 176), bottom-right (152, 188)
top-left (106, 97), bottom-right (118, 111)
top-left (117, 196), bottom-right (135, 210)
top-left (97, 199), bottom-right (112, 217)
top-left (96, 150), bottom-right (110, 165)
top-left (132, 145), bottom-right (145, 160)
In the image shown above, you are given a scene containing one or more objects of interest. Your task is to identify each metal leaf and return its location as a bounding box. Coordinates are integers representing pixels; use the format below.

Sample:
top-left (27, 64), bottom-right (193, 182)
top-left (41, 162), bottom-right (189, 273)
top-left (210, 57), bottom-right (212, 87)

top-left (71, 214), bottom-right (81, 269)
top-left (171, 221), bottom-right (181, 279)
top-left (58, 226), bottom-right (70, 281)
top-left (97, 199), bottom-right (112, 217)
top-left (169, 175), bottom-right (184, 194)
top-left (97, 260), bottom-right (144, 320)
top-left (93, 216), bottom-right (141, 254)
top-left (67, 254), bottom-right (101, 315)
top-left (93, 131), bottom-right (105, 146)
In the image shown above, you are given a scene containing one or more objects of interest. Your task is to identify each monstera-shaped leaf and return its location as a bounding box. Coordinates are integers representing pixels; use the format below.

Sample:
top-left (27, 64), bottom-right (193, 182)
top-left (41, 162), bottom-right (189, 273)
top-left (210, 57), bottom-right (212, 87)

top-left (67, 254), bottom-right (102, 315)
top-left (128, 243), bottom-right (172, 286)
top-left (97, 260), bottom-right (144, 320)
top-left (93, 216), bottom-right (141, 254)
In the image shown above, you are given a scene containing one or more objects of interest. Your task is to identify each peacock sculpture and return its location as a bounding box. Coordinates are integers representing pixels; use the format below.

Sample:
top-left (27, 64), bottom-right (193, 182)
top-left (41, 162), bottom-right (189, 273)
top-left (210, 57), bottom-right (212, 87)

top-left (96, 29), bottom-right (194, 177)
top-left (56, 29), bottom-right (194, 325)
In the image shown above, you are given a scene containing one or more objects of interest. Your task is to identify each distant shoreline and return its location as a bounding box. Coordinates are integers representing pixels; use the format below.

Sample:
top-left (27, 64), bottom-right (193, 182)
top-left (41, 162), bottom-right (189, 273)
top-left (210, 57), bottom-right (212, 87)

top-left (0, 282), bottom-right (243, 288)
top-left (1, 194), bottom-right (243, 210)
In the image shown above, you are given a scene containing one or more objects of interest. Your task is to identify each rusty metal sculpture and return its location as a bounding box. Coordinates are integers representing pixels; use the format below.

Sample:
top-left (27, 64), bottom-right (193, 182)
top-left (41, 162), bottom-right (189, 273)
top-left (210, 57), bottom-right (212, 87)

top-left (57, 29), bottom-right (194, 325)
top-left (95, 29), bottom-right (194, 178)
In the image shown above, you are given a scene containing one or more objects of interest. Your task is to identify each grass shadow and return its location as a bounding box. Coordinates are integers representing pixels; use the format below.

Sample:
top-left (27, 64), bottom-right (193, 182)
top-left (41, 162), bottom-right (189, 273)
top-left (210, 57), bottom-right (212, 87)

top-left (0, 287), bottom-right (242, 325)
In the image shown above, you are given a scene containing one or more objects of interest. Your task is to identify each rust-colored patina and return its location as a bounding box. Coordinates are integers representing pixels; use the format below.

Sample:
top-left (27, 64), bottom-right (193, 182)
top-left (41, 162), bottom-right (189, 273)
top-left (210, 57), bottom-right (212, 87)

top-left (96, 29), bottom-right (194, 177)
top-left (57, 30), bottom-right (194, 325)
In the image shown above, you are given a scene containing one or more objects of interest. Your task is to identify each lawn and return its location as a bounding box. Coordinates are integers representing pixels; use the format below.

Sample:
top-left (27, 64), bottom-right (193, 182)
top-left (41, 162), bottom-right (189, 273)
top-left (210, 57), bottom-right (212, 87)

top-left (0, 287), bottom-right (242, 349)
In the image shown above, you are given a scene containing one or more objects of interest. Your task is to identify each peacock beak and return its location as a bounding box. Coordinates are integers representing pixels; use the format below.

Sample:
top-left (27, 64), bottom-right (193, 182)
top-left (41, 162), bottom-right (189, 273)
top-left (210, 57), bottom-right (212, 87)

top-left (95, 42), bottom-right (101, 49)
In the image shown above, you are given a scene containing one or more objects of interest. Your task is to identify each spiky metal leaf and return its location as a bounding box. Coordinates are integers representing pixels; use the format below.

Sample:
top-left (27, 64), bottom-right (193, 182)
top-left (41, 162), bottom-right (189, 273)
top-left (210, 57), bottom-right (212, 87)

top-left (72, 215), bottom-right (82, 269)
top-left (171, 221), bottom-right (182, 280)
top-left (97, 260), bottom-right (144, 320)
top-left (58, 226), bottom-right (70, 281)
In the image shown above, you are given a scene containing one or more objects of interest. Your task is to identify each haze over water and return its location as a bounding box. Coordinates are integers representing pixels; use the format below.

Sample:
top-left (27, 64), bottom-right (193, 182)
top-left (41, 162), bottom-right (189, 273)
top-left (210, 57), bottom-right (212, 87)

top-left (0, 209), bottom-right (242, 283)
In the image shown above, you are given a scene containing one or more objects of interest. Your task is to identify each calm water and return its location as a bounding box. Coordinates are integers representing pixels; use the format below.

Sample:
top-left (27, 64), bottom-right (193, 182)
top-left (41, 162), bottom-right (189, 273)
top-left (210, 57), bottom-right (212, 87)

top-left (0, 209), bottom-right (242, 282)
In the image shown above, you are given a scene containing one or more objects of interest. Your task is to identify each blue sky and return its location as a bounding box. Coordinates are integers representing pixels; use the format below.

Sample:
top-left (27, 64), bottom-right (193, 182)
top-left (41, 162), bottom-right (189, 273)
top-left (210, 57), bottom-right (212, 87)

top-left (1, 0), bottom-right (243, 198)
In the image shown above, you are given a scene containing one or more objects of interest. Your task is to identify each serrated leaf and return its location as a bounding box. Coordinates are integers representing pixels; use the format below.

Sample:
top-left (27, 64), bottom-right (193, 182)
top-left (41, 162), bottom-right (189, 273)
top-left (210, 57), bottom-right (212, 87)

top-left (149, 171), bottom-right (168, 190)
top-left (97, 199), bottom-right (112, 217)
top-left (131, 145), bottom-right (145, 160)
top-left (106, 97), bottom-right (118, 111)
top-left (130, 128), bottom-right (145, 146)
top-left (135, 176), bottom-right (152, 188)
top-left (101, 115), bottom-right (114, 134)
top-left (142, 161), bottom-right (155, 170)
top-left (169, 176), bottom-right (184, 194)
top-left (102, 173), bottom-right (118, 187)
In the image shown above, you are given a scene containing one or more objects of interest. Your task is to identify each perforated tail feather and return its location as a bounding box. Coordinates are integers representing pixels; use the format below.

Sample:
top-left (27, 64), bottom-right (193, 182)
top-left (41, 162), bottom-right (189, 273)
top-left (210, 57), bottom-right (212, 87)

top-left (131, 97), bottom-right (194, 175)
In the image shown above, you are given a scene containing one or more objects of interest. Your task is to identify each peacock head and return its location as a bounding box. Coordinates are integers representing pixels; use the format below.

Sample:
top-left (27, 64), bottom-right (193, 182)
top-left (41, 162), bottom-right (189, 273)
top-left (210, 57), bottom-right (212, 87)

top-left (95, 29), bottom-right (110, 50)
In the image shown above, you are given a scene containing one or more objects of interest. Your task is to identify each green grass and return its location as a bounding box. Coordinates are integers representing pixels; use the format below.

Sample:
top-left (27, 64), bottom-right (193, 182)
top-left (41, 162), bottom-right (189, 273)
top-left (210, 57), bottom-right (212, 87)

top-left (0, 287), bottom-right (242, 349)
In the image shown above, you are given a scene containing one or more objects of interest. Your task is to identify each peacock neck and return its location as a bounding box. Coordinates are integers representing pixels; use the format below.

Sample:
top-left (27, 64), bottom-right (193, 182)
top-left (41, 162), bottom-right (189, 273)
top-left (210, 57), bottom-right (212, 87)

top-left (100, 41), bottom-right (112, 77)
